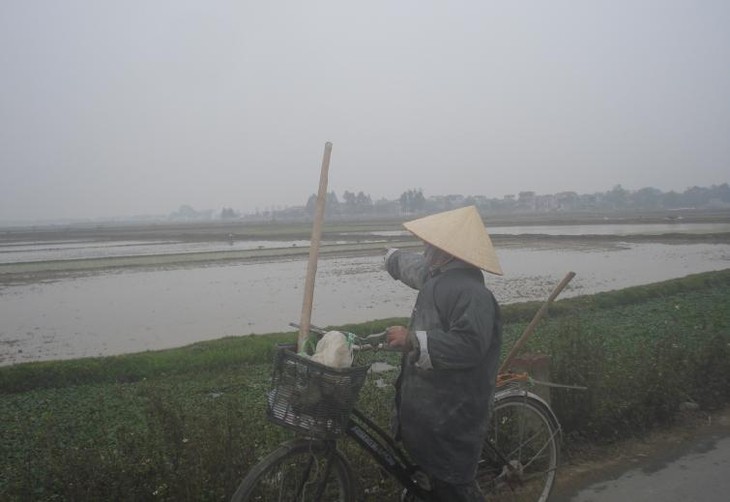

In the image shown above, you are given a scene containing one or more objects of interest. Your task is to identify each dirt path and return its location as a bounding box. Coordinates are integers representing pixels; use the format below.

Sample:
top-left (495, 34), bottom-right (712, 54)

top-left (552, 405), bottom-right (730, 500)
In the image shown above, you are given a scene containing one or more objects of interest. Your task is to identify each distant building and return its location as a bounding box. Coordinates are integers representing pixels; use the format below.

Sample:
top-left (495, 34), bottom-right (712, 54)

top-left (535, 194), bottom-right (558, 212)
top-left (518, 191), bottom-right (537, 212)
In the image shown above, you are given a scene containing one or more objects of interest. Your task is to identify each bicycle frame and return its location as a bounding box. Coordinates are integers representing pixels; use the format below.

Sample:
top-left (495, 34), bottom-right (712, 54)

top-left (345, 408), bottom-right (436, 501)
top-left (343, 389), bottom-right (559, 502)
top-left (344, 408), bottom-right (516, 501)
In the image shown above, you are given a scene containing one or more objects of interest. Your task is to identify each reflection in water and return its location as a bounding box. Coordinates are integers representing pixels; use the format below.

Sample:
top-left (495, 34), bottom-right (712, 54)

top-left (0, 239), bottom-right (313, 264)
top-left (491, 222), bottom-right (730, 236)
top-left (4, 222), bottom-right (729, 265)
top-left (362, 222), bottom-right (730, 237)
top-left (1, 242), bottom-right (729, 365)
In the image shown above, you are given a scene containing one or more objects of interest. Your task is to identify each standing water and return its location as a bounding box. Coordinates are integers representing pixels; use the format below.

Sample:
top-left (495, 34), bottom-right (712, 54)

top-left (1, 223), bottom-right (729, 365)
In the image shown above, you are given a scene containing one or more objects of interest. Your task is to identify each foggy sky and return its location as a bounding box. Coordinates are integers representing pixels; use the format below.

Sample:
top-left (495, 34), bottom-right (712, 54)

top-left (1, 1), bottom-right (729, 222)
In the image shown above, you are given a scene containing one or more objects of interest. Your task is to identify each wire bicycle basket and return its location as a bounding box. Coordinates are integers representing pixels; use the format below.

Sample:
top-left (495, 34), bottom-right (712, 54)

top-left (266, 344), bottom-right (370, 439)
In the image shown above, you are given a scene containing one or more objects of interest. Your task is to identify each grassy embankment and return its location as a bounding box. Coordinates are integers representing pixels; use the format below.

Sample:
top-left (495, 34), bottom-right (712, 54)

top-left (2, 269), bottom-right (730, 500)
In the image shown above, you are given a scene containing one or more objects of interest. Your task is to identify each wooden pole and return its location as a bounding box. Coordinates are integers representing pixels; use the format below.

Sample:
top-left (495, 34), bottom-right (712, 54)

top-left (298, 142), bottom-right (333, 352)
top-left (499, 271), bottom-right (576, 374)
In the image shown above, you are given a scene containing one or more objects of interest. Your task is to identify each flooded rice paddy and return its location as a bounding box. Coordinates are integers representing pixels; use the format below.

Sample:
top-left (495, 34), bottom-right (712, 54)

top-left (0, 239), bottom-right (315, 265)
top-left (5, 222), bottom-right (730, 266)
top-left (1, 222), bottom-right (729, 365)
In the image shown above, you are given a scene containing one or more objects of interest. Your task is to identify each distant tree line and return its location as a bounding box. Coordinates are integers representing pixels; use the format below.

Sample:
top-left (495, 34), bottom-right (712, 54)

top-left (220, 207), bottom-right (239, 220)
top-left (304, 190), bottom-right (378, 216)
top-left (399, 189), bottom-right (426, 213)
top-left (296, 183), bottom-right (730, 219)
top-left (172, 183), bottom-right (730, 222)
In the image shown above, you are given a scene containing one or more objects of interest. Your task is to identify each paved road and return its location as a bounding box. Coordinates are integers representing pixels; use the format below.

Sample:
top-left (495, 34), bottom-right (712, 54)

top-left (552, 411), bottom-right (730, 502)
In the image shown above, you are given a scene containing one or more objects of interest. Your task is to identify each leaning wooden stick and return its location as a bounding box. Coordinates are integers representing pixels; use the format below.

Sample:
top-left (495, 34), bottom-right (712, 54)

top-left (499, 271), bottom-right (576, 373)
top-left (298, 142), bottom-right (333, 352)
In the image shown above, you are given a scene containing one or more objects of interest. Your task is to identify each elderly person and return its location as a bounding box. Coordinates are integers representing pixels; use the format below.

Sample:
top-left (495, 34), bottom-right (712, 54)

top-left (385, 205), bottom-right (502, 502)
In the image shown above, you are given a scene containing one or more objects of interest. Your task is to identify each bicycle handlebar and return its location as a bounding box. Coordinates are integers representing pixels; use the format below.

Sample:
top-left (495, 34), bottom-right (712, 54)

top-left (289, 322), bottom-right (328, 335)
top-left (288, 322), bottom-right (396, 352)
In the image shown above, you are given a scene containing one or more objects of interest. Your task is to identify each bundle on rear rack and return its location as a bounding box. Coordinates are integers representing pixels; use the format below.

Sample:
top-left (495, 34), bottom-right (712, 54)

top-left (266, 344), bottom-right (370, 439)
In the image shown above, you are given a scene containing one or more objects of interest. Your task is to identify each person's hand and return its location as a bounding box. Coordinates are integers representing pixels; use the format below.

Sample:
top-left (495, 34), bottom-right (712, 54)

top-left (386, 325), bottom-right (412, 351)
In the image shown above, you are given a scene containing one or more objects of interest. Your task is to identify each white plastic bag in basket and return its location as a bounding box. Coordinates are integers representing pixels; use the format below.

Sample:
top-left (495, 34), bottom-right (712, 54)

top-left (310, 331), bottom-right (353, 368)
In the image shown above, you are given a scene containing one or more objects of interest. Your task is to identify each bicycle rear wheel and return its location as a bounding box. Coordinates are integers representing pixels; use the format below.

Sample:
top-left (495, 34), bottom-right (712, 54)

top-left (478, 392), bottom-right (560, 502)
top-left (231, 438), bottom-right (355, 502)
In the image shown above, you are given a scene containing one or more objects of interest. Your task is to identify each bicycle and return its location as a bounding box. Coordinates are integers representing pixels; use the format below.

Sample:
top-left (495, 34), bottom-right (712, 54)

top-left (231, 324), bottom-right (561, 501)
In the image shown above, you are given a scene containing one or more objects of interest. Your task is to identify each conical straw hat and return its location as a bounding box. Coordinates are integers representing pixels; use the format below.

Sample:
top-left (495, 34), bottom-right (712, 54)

top-left (403, 205), bottom-right (503, 275)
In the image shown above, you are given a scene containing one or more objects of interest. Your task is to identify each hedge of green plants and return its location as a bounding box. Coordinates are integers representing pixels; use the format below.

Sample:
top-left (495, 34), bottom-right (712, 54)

top-left (1, 269), bottom-right (729, 500)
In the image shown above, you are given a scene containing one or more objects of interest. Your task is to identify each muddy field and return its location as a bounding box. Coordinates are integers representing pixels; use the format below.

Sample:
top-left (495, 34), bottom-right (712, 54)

top-left (2, 212), bottom-right (730, 365)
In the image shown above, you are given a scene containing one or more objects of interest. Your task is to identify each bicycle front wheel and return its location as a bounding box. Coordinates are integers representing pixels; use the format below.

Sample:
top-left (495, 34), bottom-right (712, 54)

top-left (478, 392), bottom-right (560, 502)
top-left (231, 438), bottom-right (356, 502)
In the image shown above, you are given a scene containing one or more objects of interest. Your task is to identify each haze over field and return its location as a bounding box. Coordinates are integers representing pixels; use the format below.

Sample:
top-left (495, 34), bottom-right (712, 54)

top-left (1, 1), bottom-right (729, 222)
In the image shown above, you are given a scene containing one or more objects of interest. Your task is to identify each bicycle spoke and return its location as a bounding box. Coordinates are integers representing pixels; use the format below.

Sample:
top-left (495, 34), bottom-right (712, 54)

top-left (295, 456), bottom-right (317, 499)
top-left (518, 466), bottom-right (559, 482)
top-left (504, 427), bottom-right (543, 460)
top-left (232, 440), bottom-right (352, 502)
top-left (521, 428), bottom-right (561, 471)
top-left (479, 394), bottom-right (560, 502)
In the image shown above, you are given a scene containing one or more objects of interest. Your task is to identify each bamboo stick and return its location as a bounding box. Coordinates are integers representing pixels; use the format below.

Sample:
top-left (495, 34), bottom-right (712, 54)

top-left (499, 271), bottom-right (576, 373)
top-left (298, 142), bottom-right (333, 352)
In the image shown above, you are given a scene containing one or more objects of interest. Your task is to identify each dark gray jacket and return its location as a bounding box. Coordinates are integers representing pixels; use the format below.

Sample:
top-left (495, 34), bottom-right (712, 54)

top-left (386, 250), bottom-right (502, 484)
